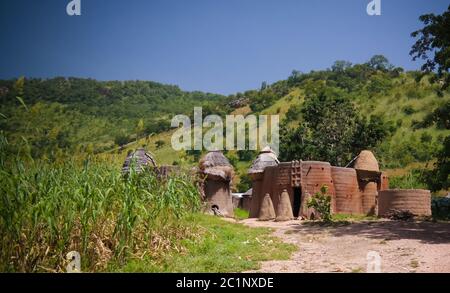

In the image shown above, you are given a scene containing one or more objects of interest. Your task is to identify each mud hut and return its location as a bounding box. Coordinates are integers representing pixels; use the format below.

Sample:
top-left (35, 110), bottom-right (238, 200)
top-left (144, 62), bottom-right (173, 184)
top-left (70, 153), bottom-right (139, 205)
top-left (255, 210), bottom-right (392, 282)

top-left (122, 148), bottom-right (157, 175)
top-left (354, 150), bottom-right (380, 215)
top-left (248, 147), bottom-right (280, 217)
top-left (199, 151), bottom-right (234, 217)
top-left (378, 189), bottom-right (431, 217)
top-left (331, 167), bottom-right (362, 214)
top-left (298, 161), bottom-right (336, 219)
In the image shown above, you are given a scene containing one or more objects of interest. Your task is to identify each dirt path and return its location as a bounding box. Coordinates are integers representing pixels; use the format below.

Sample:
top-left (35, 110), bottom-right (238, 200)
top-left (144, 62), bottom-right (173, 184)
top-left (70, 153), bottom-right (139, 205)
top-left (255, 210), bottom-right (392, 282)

top-left (240, 219), bottom-right (450, 273)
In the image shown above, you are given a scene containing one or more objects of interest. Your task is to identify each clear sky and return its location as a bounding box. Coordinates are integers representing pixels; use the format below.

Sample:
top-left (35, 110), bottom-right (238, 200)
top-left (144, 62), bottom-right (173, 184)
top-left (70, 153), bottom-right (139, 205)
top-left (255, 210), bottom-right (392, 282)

top-left (0, 0), bottom-right (448, 95)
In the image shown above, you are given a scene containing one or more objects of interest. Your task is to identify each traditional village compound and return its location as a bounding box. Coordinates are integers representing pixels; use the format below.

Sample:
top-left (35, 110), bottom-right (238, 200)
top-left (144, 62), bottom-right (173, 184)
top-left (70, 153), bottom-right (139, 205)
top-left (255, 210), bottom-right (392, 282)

top-left (123, 147), bottom-right (432, 221)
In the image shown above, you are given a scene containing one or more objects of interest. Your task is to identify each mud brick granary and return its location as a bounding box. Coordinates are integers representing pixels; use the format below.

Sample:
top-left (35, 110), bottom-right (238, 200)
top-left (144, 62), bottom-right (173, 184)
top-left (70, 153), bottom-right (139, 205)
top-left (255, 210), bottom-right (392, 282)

top-left (199, 151), bottom-right (235, 217)
top-left (122, 148), bottom-right (180, 178)
top-left (378, 189), bottom-right (432, 217)
top-left (248, 147), bottom-right (280, 218)
top-left (122, 148), bottom-right (157, 175)
top-left (331, 167), bottom-right (362, 214)
top-left (248, 150), bottom-right (432, 219)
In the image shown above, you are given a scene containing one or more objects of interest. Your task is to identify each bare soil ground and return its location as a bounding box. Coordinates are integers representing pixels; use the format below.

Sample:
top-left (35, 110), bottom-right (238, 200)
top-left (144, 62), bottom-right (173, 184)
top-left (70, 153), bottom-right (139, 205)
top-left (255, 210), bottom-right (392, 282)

top-left (240, 219), bottom-right (450, 273)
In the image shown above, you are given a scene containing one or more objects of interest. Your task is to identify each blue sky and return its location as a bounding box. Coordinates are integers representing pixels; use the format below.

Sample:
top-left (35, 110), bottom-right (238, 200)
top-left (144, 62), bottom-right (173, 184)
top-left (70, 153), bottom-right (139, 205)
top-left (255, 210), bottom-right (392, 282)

top-left (0, 0), bottom-right (448, 94)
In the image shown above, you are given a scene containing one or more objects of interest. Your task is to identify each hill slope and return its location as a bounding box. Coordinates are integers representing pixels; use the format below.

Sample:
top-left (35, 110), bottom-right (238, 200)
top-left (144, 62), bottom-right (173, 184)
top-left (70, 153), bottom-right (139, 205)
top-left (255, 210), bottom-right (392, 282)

top-left (0, 78), bottom-right (228, 158)
top-left (1, 58), bottom-right (448, 192)
top-left (124, 61), bottom-right (450, 191)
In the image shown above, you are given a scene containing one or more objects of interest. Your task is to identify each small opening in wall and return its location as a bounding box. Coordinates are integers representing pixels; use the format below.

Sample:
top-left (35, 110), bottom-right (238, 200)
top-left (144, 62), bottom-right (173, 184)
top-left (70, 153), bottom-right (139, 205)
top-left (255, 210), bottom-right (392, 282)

top-left (293, 187), bottom-right (302, 217)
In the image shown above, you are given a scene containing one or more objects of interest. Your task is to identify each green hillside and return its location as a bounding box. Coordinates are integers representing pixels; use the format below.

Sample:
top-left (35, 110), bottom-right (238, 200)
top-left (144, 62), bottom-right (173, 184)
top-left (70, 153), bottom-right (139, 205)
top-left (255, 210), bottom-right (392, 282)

top-left (91, 57), bottom-right (449, 194)
top-left (0, 78), bottom-right (229, 159)
top-left (0, 56), bottom-right (449, 193)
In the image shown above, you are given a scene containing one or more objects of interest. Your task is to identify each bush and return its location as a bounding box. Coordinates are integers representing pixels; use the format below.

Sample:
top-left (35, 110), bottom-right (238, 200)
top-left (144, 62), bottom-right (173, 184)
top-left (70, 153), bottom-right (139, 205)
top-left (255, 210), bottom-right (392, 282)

top-left (432, 197), bottom-right (450, 220)
top-left (389, 170), bottom-right (428, 189)
top-left (155, 140), bottom-right (165, 149)
top-left (237, 174), bottom-right (252, 192)
top-left (114, 134), bottom-right (130, 146)
top-left (307, 185), bottom-right (332, 222)
top-left (403, 105), bottom-right (416, 115)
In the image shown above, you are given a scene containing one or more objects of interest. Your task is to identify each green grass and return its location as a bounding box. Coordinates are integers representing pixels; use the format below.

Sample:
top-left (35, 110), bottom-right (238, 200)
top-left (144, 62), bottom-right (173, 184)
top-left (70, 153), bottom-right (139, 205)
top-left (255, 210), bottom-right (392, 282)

top-left (234, 208), bottom-right (250, 220)
top-left (115, 214), bottom-right (296, 272)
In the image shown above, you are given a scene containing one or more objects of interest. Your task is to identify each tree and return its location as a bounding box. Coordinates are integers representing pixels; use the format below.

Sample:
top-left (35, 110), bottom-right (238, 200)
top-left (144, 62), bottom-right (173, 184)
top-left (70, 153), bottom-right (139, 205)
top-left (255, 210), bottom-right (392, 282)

top-left (331, 60), bottom-right (352, 72)
top-left (300, 88), bottom-right (358, 165)
top-left (367, 55), bottom-right (392, 71)
top-left (155, 140), bottom-right (165, 149)
top-left (115, 134), bottom-right (129, 146)
top-left (280, 87), bottom-right (390, 166)
top-left (351, 115), bottom-right (393, 154)
top-left (410, 5), bottom-right (450, 88)
top-left (422, 136), bottom-right (450, 192)
top-left (136, 119), bottom-right (145, 139)
top-left (260, 81), bottom-right (268, 90)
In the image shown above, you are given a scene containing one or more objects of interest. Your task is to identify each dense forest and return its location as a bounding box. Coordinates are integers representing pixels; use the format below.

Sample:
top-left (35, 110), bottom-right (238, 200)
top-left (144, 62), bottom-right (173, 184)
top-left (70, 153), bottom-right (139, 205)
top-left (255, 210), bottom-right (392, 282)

top-left (0, 78), bottom-right (229, 158)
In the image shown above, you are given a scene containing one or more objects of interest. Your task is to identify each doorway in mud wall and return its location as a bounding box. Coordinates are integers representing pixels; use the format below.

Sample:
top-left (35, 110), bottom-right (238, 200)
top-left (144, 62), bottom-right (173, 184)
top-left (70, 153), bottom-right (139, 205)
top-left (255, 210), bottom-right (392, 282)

top-left (293, 187), bottom-right (302, 217)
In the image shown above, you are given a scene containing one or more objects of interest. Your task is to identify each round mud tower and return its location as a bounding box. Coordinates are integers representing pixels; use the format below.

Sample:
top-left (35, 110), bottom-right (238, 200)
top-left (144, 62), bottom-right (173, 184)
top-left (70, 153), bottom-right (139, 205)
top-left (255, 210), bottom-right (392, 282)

top-left (248, 147), bottom-right (279, 218)
top-left (378, 189), bottom-right (431, 217)
top-left (361, 183), bottom-right (378, 216)
top-left (299, 161), bottom-right (336, 218)
top-left (199, 151), bottom-right (235, 217)
top-left (276, 190), bottom-right (294, 222)
top-left (259, 193), bottom-right (276, 221)
top-left (331, 167), bottom-right (362, 214)
top-left (354, 150), bottom-right (380, 216)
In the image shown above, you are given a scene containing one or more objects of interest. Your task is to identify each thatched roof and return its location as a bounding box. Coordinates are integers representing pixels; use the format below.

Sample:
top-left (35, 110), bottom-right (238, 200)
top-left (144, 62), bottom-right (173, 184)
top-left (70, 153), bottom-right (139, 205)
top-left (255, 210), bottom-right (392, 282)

top-left (354, 150), bottom-right (379, 171)
top-left (248, 146), bottom-right (279, 175)
top-left (199, 151), bottom-right (234, 181)
top-left (122, 148), bottom-right (157, 174)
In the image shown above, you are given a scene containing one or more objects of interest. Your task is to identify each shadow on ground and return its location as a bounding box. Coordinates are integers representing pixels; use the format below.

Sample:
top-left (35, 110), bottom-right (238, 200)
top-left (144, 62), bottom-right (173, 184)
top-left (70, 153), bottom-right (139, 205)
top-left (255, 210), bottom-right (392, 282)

top-left (285, 220), bottom-right (450, 244)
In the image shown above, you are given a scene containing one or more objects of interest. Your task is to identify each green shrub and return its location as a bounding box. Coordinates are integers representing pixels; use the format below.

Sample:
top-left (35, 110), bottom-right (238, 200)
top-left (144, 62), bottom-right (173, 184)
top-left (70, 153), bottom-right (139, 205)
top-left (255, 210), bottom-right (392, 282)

top-left (432, 197), bottom-right (450, 221)
top-left (403, 105), bottom-right (416, 115)
top-left (307, 185), bottom-right (332, 222)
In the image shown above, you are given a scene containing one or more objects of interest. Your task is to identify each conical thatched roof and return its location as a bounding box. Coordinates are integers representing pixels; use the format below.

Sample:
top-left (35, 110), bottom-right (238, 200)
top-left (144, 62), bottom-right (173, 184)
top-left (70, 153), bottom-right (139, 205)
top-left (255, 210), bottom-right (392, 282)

top-left (199, 151), bottom-right (234, 181)
top-left (354, 150), bottom-right (379, 171)
top-left (248, 146), bottom-right (279, 175)
top-left (122, 148), bottom-right (157, 174)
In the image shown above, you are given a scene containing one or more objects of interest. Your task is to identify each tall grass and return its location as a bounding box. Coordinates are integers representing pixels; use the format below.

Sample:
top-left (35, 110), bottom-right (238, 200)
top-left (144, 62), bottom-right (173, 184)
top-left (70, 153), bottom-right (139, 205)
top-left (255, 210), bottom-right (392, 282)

top-left (389, 169), bottom-right (428, 190)
top-left (0, 132), bottom-right (201, 272)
